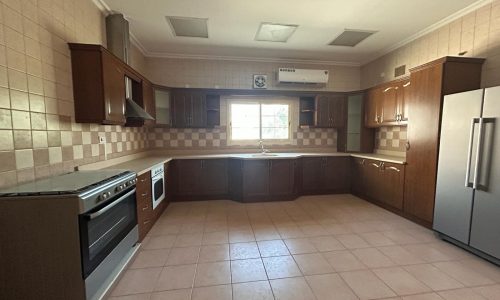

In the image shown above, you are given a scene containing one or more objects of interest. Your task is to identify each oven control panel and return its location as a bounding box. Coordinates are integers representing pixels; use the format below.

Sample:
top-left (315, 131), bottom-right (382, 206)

top-left (151, 165), bottom-right (164, 177)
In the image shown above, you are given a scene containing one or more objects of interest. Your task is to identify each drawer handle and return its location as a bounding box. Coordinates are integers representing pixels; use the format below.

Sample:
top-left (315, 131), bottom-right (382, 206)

top-left (143, 220), bottom-right (151, 225)
top-left (370, 163), bottom-right (380, 168)
top-left (386, 166), bottom-right (400, 172)
top-left (141, 192), bottom-right (148, 197)
top-left (142, 205), bottom-right (149, 211)
top-left (140, 178), bottom-right (147, 182)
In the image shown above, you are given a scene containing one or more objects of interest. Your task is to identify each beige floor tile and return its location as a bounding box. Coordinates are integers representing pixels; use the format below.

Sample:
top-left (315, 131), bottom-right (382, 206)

top-left (404, 264), bottom-right (464, 291)
top-left (165, 246), bottom-right (200, 266)
top-left (472, 284), bottom-right (500, 299)
top-left (150, 288), bottom-right (191, 300)
top-left (299, 224), bottom-right (329, 237)
top-left (336, 234), bottom-right (371, 249)
top-left (230, 242), bottom-right (260, 260)
top-left (340, 270), bottom-right (397, 300)
top-left (284, 238), bottom-right (317, 254)
top-left (352, 248), bottom-right (396, 268)
top-left (460, 259), bottom-right (500, 283)
top-left (155, 264), bottom-right (196, 291)
top-left (202, 231), bottom-right (229, 245)
top-left (323, 223), bottom-right (353, 235)
top-left (191, 284), bottom-right (232, 300)
top-left (438, 288), bottom-right (487, 300)
top-left (433, 261), bottom-right (495, 287)
top-left (270, 277), bottom-right (316, 300)
top-left (305, 273), bottom-right (358, 300)
top-left (378, 245), bottom-right (426, 265)
top-left (108, 293), bottom-right (152, 300)
top-left (373, 267), bottom-right (432, 296)
top-left (360, 232), bottom-right (397, 247)
top-left (293, 253), bottom-right (335, 275)
top-left (199, 244), bottom-right (230, 262)
top-left (232, 280), bottom-right (274, 300)
top-left (203, 222), bottom-right (228, 233)
top-left (149, 224), bottom-right (181, 236)
top-left (277, 225), bottom-right (305, 239)
top-left (174, 233), bottom-right (203, 247)
top-left (130, 249), bottom-right (170, 269)
top-left (253, 227), bottom-right (282, 241)
top-left (257, 239), bottom-right (290, 257)
top-left (142, 235), bottom-right (177, 250)
top-left (262, 255), bottom-right (302, 279)
top-left (402, 244), bottom-right (455, 263)
top-left (231, 258), bottom-right (268, 283)
top-left (194, 261), bottom-right (231, 287)
top-left (229, 229), bottom-right (256, 243)
top-left (383, 231), bottom-right (421, 245)
top-left (111, 267), bottom-right (162, 296)
top-left (323, 250), bottom-right (367, 272)
top-left (401, 293), bottom-right (445, 300)
top-left (309, 235), bottom-right (345, 252)
top-left (179, 222), bottom-right (205, 234)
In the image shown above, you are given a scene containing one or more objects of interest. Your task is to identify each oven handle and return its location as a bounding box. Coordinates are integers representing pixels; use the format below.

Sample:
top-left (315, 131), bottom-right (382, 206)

top-left (85, 188), bottom-right (136, 220)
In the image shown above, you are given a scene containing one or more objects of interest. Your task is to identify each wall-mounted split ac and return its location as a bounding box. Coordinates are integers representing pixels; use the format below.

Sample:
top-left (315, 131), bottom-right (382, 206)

top-left (277, 68), bottom-right (329, 84)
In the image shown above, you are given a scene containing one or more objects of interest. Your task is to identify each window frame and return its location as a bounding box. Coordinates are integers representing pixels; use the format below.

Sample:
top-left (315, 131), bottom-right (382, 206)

top-left (226, 97), bottom-right (294, 146)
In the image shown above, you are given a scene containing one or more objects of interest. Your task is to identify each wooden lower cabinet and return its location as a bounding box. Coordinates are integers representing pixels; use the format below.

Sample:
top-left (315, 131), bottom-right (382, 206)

top-left (351, 158), bottom-right (405, 213)
top-left (301, 157), bottom-right (350, 194)
top-left (136, 172), bottom-right (154, 241)
top-left (270, 159), bottom-right (297, 196)
top-left (173, 159), bottom-right (229, 200)
top-left (242, 160), bottom-right (270, 198)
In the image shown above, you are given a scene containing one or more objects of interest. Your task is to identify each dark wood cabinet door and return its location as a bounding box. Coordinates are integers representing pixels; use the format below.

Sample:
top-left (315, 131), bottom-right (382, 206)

top-left (301, 157), bottom-right (324, 193)
top-left (364, 159), bottom-right (383, 201)
top-left (269, 159), bottom-right (295, 196)
top-left (330, 95), bottom-right (347, 128)
top-left (201, 159), bottom-right (228, 195)
top-left (404, 63), bottom-right (443, 224)
top-left (324, 157), bottom-right (350, 192)
top-left (379, 163), bottom-right (405, 210)
top-left (176, 159), bottom-right (203, 195)
top-left (190, 93), bottom-right (207, 127)
top-left (316, 96), bottom-right (331, 127)
top-left (381, 84), bottom-right (398, 123)
top-left (171, 92), bottom-right (189, 127)
top-left (399, 80), bottom-right (410, 122)
top-left (365, 89), bottom-right (380, 127)
top-left (242, 160), bottom-right (270, 198)
top-left (351, 158), bottom-right (366, 196)
top-left (102, 53), bottom-right (126, 124)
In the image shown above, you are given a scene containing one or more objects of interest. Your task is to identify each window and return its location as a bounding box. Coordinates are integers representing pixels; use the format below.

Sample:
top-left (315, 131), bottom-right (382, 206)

top-left (229, 99), bottom-right (291, 143)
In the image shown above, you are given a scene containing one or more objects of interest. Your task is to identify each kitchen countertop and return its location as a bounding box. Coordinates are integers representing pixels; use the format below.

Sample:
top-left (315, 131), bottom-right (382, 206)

top-left (103, 152), bottom-right (405, 176)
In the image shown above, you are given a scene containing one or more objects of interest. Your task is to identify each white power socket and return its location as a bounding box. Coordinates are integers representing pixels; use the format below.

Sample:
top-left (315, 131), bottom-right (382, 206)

top-left (98, 135), bottom-right (106, 144)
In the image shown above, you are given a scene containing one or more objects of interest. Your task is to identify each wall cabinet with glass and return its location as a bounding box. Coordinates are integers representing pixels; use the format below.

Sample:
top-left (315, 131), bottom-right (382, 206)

top-left (153, 86), bottom-right (171, 127)
top-left (337, 93), bottom-right (374, 153)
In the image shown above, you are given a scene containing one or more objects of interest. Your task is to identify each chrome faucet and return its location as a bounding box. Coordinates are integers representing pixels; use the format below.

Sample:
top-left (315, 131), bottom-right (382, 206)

top-left (259, 140), bottom-right (269, 154)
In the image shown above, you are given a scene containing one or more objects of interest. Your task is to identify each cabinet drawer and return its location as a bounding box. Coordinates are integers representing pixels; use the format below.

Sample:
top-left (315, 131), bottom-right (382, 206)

top-left (136, 172), bottom-right (151, 188)
top-left (136, 189), bottom-right (151, 204)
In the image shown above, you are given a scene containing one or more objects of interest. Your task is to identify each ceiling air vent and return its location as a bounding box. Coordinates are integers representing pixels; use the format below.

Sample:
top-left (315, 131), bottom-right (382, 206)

top-left (166, 16), bottom-right (208, 38)
top-left (329, 29), bottom-right (377, 47)
top-left (394, 65), bottom-right (406, 77)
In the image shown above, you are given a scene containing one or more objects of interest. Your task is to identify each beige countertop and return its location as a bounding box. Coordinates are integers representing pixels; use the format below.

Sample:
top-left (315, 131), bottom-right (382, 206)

top-left (102, 151), bottom-right (405, 175)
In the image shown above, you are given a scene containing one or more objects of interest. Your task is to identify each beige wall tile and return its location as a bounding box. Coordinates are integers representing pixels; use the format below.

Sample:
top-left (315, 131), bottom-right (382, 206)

top-left (15, 148), bottom-right (33, 169)
top-left (0, 86), bottom-right (9, 108)
top-left (11, 109), bottom-right (30, 129)
top-left (13, 129), bottom-right (32, 149)
top-left (0, 129), bottom-right (13, 150)
top-left (10, 90), bottom-right (29, 110)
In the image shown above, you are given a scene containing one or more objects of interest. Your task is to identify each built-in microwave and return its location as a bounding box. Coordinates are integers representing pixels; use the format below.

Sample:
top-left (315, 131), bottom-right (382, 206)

top-left (151, 164), bottom-right (165, 209)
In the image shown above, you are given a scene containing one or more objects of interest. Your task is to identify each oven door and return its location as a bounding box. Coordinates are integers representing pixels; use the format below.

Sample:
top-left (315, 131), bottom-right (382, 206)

top-left (79, 188), bottom-right (137, 279)
top-left (152, 175), bottom-right (165, 209)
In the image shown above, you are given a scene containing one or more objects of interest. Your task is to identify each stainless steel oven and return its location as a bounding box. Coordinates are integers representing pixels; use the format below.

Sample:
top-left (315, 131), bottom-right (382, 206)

top-left (79, 187), bottom-right (137, 279)
top-left (151, 164), bottom-right (165, 209)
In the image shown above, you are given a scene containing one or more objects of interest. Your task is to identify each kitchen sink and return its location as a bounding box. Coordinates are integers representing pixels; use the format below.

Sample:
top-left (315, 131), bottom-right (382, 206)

top-left (251, 153), bottom-right (278, 157)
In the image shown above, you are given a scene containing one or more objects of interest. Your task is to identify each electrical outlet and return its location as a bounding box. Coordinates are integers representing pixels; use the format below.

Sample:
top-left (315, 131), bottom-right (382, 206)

top-left (98, 135), bottom-right (106, 144)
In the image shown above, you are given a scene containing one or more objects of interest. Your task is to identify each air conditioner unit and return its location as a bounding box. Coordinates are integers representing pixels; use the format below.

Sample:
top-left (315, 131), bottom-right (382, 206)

top-left (277, 68), bottom-right (329, 84)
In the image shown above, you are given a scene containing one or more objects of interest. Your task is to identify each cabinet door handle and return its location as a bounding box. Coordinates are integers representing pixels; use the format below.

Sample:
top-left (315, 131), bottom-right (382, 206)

top-left (386, 166), bottom-right (400, 172)
top-left (370, 162), bottom-right (380, 168)
top-left (405, 141), bottom-right (410, 151)
top-left (403, 82), bottom-right (411, 87)
top-left (142, 205), bottom-right (149, 211)
top-left (141, 192), bottom-right (148, 197)
top-left (143, 220), bottom-right (151, 225)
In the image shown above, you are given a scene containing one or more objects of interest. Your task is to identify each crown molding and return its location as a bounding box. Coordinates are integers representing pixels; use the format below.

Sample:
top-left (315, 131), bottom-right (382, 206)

top-left (143, 51), bottom-right (361, 66)
top-left (362, 0), bottom-right (493, 65)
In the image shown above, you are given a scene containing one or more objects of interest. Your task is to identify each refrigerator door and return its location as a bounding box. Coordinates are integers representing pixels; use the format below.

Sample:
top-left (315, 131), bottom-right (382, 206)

top-left (433, 89), bottom-right (483, 244)
top-left (469, 86), bottom-right (500, 259)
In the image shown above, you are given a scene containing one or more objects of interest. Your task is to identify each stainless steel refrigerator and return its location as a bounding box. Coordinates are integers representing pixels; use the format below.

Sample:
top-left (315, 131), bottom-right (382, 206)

top-left (434, 86), bottom-right (500, 264)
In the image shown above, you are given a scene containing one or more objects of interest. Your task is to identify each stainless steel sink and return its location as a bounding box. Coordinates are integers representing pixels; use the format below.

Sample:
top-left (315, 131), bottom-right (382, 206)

top-left (251, 153), bottom-right (278, 157)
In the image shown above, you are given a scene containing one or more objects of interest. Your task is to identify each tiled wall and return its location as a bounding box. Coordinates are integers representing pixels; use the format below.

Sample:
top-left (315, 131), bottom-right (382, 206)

top-left (361, 1), bottom-right (500, 88)
top-left (375, 126), bottom-right (407, 153)
top-left (0, 0), bottom-right (149, 189)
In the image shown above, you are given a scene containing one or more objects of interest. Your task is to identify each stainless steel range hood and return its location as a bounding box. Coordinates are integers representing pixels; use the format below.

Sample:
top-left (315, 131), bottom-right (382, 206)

top-left (124, 77), bottom-right (154, 120)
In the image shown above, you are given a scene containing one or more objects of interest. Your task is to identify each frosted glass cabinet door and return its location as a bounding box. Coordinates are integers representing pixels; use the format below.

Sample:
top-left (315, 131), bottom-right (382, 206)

top-left (154, 88), bottom-right (171, 126)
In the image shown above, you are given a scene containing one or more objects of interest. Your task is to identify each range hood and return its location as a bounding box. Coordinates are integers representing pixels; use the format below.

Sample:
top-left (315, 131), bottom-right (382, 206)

top-left (124, 77), bottom-right (154, 120)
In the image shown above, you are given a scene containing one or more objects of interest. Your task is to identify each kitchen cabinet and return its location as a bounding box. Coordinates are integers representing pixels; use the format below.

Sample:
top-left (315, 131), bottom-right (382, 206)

top-left (269, 159), bottom-right (296, 196)
top-left (136, 171), bottom-right (153, 241)
top-left (379, 162), bottom-right (405, 210)
top-left (171, 89), bottom-right (221, 128)
top-left (174, 159), bottom-right (228, 199)
top-left (350, 158), bottom-right (366, 195)
top-left (365, 87), bottom-right (383, 127)
top-left (316, 95), bottom-right (346, 128)
top-left (242, 160), bottom-right (270, 198)
top-left (301, 156), bottom-right (350, 194)
top-left (365, 77), bottom-right (410, 127)
top-left (338, 93), bottom-right (374, 153)
top-left (404, 56), bottom-right (484, 226)
top-left (141, 79), bottom-right (156, 127)
top-left (153, 86), bottom-right (171, 127)
top-left (69, 44), bottom-right (153, 126)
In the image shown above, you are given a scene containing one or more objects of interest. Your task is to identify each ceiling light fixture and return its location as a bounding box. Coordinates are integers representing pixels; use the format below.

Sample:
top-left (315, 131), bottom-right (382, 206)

top-left (166, 16), bottom-right (209, 38)
top-left (255, 22), bottom-right (298, 43)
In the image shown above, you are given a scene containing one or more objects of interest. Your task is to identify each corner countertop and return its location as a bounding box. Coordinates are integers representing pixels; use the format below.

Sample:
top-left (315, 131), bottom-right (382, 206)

top-left (102, 151), bottom-right (405, 176)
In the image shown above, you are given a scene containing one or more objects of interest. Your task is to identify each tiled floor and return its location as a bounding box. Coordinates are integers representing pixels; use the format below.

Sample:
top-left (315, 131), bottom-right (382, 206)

top-left (108, 194), bottom-right (500, 300)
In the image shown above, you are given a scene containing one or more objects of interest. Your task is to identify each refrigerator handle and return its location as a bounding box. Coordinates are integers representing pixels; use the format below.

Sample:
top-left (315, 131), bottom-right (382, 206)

top-left (473, 118), bottom-right (485, 189)
top-left (465, 118), bottom-right (479, 187)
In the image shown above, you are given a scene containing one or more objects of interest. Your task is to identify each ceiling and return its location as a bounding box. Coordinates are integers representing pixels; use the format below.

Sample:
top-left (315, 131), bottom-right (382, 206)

top-left (99, 0), bottom-right (484, 65)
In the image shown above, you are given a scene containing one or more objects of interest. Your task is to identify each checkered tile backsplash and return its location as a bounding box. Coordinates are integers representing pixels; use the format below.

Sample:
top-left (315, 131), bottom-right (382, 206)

top-left (375, 126), bottom-right (407, 152)
top-left (149, 126), bottom-right (337, 149)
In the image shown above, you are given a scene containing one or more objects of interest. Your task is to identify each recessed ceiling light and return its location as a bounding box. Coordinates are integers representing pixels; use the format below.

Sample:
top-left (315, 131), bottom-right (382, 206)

top-left (166, 16), bottom-right (208, 38)
top-left (255, 22), bottom-right (298, 43)
top-left (329, 29), bottom-right (377, 47)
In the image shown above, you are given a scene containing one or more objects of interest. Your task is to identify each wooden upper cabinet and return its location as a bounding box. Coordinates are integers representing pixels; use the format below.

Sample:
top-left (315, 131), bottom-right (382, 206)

top-left (316, 95), bottom-right (331, 127)
top-left (171, 89), bottom-right (214, 128)
top-left (69, 43), bottom-right (154, 126)
top-left (142, 79), bottom-right (156, 127)
top-left (381, 84), bottom-right (398, 123)
top-left (365, 77), bottom-right (409, 127)
top-left (399, 79), bottom-right (410, 122)
top-left (315, 94), bottom-right (346, 128)
top-left (365, 88), bottom-right (382, 127)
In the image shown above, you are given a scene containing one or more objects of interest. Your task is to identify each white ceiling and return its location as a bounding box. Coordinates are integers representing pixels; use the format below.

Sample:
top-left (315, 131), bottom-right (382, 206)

top-left (99, 0), bottom-right (485, 65)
